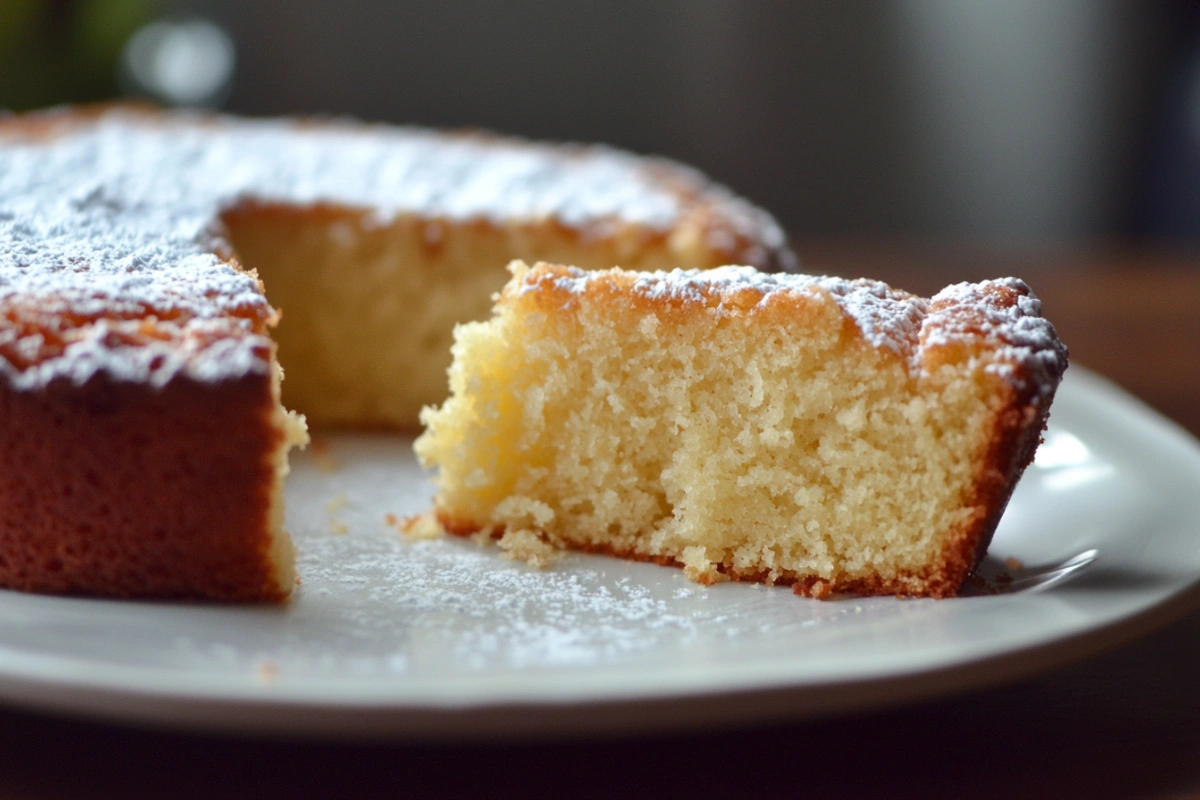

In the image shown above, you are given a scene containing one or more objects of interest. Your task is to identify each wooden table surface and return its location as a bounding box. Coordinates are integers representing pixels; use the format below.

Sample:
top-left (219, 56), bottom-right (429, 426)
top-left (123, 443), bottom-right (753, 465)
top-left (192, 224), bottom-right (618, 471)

top-left (0, 244), bottom-right (1198, 800)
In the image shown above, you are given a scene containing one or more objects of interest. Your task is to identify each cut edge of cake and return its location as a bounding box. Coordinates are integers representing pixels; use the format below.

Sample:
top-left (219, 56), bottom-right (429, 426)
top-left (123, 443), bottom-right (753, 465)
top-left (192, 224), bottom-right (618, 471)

top-left (262, 357), bottom-right (310, 599)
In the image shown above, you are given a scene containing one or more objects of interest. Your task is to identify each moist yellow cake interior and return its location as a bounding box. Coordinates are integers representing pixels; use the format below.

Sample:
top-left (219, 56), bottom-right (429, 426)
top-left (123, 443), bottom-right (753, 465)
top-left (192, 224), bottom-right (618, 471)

top-left (416, 262), bottom-right (1012, 594)
top-left (223, 211), bottom-right (732, 429)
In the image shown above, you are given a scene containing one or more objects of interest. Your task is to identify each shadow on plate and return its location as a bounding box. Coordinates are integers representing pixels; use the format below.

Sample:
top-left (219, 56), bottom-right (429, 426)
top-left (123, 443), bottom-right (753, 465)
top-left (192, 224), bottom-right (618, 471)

top-left (961, 549), bottom-right (1099, 596)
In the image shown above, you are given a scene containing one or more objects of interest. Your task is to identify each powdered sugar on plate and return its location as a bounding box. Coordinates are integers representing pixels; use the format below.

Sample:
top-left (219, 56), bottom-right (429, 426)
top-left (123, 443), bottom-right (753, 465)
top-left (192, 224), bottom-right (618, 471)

top-left (278, 433), bottom-right (925, 676)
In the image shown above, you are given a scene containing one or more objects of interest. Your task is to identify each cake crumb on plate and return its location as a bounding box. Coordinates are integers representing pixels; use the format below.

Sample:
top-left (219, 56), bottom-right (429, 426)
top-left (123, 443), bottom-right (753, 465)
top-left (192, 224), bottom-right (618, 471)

top-left (388, 512), bottom-right (443, 541)
top-left (498, 529), bottom-right (562, 569)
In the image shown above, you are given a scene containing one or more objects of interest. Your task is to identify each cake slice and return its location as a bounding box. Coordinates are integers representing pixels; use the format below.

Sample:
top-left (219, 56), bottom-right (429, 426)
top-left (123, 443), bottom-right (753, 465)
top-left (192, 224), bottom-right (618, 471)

top-left (415, 261), bottom-right (1068, 598)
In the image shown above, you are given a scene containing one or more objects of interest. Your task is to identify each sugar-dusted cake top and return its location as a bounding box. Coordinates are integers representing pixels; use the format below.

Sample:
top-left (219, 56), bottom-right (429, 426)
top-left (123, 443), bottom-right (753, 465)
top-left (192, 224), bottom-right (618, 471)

top-left (518, 261), bottom-right (1068, 402)
top-left (0, 106), bottom-right (791, 387)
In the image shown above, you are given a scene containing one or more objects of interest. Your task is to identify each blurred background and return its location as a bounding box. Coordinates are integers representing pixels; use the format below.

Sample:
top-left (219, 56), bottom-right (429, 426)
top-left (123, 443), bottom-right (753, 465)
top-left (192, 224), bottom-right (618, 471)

top-left (2, 0), bottom-right (1200, 244)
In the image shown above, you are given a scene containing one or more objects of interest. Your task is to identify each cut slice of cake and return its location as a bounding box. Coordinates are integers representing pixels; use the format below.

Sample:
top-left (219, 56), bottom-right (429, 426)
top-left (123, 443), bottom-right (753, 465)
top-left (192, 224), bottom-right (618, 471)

top-left (415, 261), bottom-right (1069, 598)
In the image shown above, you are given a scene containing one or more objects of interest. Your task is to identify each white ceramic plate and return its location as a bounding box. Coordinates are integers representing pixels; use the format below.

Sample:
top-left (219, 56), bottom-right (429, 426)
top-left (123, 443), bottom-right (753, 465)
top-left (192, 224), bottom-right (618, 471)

top-left (0, 368), bottom-right (1198, 739)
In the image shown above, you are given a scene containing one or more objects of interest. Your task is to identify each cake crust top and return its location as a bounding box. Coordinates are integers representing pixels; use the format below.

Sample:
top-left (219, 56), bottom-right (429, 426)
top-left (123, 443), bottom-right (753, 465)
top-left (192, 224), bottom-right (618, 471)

top-left (0, 106), bottom-right (792, 389)
top-left (518, 262), bottom-right (1068, 405)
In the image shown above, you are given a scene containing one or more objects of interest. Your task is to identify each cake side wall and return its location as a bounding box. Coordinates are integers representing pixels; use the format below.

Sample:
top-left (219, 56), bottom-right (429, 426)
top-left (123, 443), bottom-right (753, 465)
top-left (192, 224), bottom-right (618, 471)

top-left (0, 372), bottom-right (292, 601)
top-left (939, 370), bottom-right (1062, 595)
top-left (917, 278), bottom-right (1070, 594)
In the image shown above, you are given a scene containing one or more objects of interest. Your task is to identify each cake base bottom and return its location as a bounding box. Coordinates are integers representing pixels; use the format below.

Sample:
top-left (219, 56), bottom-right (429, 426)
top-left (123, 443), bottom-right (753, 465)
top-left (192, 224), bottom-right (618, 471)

top-left (433, 514), bottom-right (981, 599)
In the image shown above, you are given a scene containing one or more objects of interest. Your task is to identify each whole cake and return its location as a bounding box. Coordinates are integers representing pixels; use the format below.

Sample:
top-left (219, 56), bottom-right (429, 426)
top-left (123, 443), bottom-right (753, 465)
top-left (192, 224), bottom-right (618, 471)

top-left (0, 106), bottom-right (793, 601)
top-left (415, 261), bottom-right (1068, 598)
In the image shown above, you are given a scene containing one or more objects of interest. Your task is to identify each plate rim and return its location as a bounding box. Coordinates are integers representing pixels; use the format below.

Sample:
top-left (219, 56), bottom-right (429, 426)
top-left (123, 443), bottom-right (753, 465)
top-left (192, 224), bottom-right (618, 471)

top-left (0, 367), bottom-right (1197, 739)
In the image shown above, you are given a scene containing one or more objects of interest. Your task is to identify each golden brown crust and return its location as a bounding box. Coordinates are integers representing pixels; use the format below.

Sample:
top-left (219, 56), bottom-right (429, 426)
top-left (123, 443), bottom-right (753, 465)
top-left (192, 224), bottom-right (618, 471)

top-left (920, 280), bottom-right (1068, 594)
top-left (939, 362), bottom-right (1060, 593)
top-left (0, 373), bottom-right (291, 601)
top-left (437, 512), bottom-right (981, 599)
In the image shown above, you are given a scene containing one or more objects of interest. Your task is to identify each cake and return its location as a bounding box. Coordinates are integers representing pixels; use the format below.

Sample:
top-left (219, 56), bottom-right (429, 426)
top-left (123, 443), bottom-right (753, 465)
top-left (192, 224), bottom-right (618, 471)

top-left (414, 261), bottom-right (1068, 598)
top-left (0, 105), bottom-right (793, 601)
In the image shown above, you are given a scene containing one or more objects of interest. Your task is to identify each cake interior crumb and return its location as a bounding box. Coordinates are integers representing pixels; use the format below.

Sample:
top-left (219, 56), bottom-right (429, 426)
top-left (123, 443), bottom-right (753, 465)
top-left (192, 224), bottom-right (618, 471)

top-left (416, 261), bottom-right (1017, 597)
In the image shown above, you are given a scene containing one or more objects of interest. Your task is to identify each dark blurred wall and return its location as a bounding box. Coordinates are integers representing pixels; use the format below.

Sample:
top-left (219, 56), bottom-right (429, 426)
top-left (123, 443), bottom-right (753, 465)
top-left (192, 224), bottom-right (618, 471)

top-left (204, 1), bottom-right (915, 237)
top-left (6, 0), bottom-right (1192, 241)
top-left (192, 0), bottom-right (1177, 240)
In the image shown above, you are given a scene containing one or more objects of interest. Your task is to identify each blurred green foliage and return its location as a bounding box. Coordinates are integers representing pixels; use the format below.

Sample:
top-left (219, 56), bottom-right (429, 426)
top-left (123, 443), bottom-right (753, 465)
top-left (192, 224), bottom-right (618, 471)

top-left (0, 0), bottom-right (157, 111)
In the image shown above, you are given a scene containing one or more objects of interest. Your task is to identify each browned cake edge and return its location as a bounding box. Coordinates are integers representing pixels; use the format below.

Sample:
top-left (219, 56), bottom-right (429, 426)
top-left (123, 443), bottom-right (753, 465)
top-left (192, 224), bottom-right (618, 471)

top-left (0, 371), bottom-right (294, 601)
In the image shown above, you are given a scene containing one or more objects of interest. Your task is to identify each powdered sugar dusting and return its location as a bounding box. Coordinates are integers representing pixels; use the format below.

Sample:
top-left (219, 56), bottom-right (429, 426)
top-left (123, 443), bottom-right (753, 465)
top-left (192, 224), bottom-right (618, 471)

top-left (0, 108), bottom-right (789, 387)
top-left (546, 264), bottom-right (929, 357)
top-left (924, 278), bottom-right (1068, 398)
top-left (0, 316), bottom-right (273, 390)
top-left (533, 264), bottom-right (1066, 397)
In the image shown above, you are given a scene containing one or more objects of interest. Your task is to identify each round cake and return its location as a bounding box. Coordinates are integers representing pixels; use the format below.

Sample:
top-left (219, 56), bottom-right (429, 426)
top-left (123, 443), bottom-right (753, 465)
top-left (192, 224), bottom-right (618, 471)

top-left (0, 105), bottom-right (795, 601)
